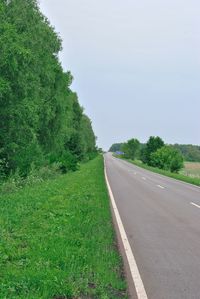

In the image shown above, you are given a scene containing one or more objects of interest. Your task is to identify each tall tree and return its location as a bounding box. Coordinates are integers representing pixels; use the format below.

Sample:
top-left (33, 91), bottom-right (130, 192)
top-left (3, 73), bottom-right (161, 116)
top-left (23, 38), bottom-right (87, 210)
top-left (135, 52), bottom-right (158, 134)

top-left (141, 136), bottom-right (164, 165)
top-left (109, 143), bottom-right (124, 152)
top-left (0, 0), bottom-right (96, 177)
top-left (122, 138), bottom-right (140, 160)
top-left (80, 115), bottom-right (96, 158)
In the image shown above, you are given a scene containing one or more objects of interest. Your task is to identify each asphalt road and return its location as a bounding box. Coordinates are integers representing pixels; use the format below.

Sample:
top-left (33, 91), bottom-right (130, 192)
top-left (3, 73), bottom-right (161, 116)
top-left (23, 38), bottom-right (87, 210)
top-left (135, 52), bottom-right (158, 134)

top-left (105, 153), bottom-right (200, 299)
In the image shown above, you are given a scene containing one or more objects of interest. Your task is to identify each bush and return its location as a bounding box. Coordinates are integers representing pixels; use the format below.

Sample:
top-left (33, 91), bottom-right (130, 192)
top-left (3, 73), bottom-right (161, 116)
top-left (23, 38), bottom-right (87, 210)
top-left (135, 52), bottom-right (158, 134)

top-left (170, 155), bottom-right (184, 173)
top-left (150, 146), bottom-right (184, 173)
top-left (84, 151), bottom-right (98, 162)
top-left (49, 151), bottom-right (79, 173)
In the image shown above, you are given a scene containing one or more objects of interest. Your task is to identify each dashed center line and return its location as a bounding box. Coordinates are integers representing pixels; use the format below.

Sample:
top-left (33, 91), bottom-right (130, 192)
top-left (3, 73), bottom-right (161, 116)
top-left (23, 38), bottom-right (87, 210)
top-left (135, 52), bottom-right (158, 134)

top-left (157, 185), bottom-right (165, 189)
top-left (142, 177), bottom-right (146, 180)
top-left (191, 202), bottom-right (200, 209)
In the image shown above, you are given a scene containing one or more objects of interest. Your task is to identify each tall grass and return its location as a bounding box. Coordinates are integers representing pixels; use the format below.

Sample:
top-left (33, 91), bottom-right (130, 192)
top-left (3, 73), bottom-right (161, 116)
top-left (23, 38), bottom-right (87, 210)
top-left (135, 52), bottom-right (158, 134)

top-left (0, 156), bottom-right (127, 298)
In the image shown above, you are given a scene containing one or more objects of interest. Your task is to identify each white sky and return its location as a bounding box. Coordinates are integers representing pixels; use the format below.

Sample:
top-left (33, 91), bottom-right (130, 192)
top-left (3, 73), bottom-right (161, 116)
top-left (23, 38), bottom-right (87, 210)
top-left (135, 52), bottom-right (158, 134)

top-left (39, 0), bottom-right (200, 149)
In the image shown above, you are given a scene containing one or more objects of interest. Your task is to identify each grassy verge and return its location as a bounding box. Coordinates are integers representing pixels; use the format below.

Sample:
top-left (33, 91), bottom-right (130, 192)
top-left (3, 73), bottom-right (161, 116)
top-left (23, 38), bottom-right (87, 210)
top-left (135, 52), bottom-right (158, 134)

top-left (0, 156), bottom-right (127, 299)
top-left (115, 155), bottom-right (200, 187)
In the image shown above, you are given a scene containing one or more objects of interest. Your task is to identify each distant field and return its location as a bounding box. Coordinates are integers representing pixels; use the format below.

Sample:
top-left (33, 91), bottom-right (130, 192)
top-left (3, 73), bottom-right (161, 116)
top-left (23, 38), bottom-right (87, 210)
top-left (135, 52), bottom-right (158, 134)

top-left (181, 162), bottom-right (200, 178)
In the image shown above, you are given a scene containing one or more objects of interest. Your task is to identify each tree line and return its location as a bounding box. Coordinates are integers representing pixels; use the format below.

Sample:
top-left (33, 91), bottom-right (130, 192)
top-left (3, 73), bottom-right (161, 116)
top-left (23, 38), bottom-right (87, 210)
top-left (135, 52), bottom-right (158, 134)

top-left (173, 144), bottom-right (200, 162)
top-left (109, 136), bottom-right (185, 173)
top-left (0, 0), bottom-right (97, 179)
top-left (110, 141), bottom-right (200, 163)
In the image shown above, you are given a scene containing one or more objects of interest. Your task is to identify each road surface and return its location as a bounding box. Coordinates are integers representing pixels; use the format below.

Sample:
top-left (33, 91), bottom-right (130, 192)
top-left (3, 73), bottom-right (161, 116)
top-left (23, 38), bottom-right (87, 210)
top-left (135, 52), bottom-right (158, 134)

top-left (105, 153), bottom-right (200, 299)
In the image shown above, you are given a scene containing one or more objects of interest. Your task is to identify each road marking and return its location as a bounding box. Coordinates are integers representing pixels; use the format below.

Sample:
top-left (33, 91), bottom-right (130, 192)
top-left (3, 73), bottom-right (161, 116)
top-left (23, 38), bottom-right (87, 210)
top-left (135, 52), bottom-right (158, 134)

top-left (116, 156), bottom-right (200, 192)
top-left (191, 202), bottom-right (200, 209)
top-left (157, 185), bottom-right (165, 189)
top-left (134, 172), bottom-right (137, 175)
top-left (142, 177), bottom-right (146, 180)
top-left (104, 159), bottom-right (148, 299)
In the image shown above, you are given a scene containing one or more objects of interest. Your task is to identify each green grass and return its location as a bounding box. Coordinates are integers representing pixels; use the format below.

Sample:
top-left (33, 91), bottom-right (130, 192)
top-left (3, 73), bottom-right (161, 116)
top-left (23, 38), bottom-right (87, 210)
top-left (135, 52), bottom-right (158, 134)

top-left (115, 155), bottom-right (200, 187)
top-left (0, 156), bottom-right (127, 299)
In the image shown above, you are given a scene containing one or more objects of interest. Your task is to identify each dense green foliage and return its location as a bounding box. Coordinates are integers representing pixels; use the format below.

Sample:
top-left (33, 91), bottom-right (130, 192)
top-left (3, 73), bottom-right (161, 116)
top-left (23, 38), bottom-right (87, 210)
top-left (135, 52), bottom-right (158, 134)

top-left (140, 136), bottom-right (165, 165)
top-left (173, 144), bottom-right (200, 162)
top-left (0, 0), bottom-right (96, 178)
top-left (110, 142), bottom-right (200, 163)
top-left (150, 145), bottom-right (184, 173)
top-left (109, 142), bottom-right (145, 154)
top-left (122, 138), bottom-right (140, 160)
top-left (109, 143), bottom-right (124, 152)
top-left (111, 136), bottom-right (185, 173)
top-left (0, 156), bottom-right (127, 298)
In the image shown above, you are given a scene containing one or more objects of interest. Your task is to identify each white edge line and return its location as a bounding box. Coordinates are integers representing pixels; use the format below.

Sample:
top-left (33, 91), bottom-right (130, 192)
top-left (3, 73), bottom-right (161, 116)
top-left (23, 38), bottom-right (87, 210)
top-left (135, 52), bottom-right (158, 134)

top-left (104, 158), bottom-right (148, 299)
top-left (191, 202), bottom-right (200, 209)
top-left (157, 185), bottom-right (165, 189)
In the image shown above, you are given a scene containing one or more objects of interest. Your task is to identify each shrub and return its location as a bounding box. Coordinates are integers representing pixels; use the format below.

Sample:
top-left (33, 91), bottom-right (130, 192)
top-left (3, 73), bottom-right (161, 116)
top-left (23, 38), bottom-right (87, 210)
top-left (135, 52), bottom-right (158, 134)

top-left (49, 151), bottom-right (79, 173)
top-left (150, 146), bottom-right (184, 173)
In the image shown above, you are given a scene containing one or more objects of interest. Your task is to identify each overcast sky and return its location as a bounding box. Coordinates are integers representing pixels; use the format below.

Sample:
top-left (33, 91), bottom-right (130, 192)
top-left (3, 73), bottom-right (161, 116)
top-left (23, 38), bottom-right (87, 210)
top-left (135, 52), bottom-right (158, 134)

top-left (39, 0), bottom-right (200, 149)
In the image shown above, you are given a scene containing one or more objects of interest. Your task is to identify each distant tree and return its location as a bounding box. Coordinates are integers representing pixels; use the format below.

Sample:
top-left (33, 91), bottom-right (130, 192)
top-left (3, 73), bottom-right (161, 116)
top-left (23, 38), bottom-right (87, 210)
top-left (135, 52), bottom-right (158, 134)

top-left (141, 136), bottom-right (164, 165)
top-left (109, 143), bottom-right (124, 152)
top-left (122, 138), bottom-right (140, 160)
top-left (150, 146), bottom-right (184, 173)
top-left (173, 144), bottom-right (200, 162)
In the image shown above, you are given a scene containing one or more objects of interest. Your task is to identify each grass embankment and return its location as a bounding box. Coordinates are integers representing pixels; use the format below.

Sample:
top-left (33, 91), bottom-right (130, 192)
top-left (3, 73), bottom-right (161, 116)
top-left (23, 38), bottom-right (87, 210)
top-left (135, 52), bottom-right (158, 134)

top-left (116, 156), bottom-right (200, 187)
top-left (0, 156), bottom-right (127, 299)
